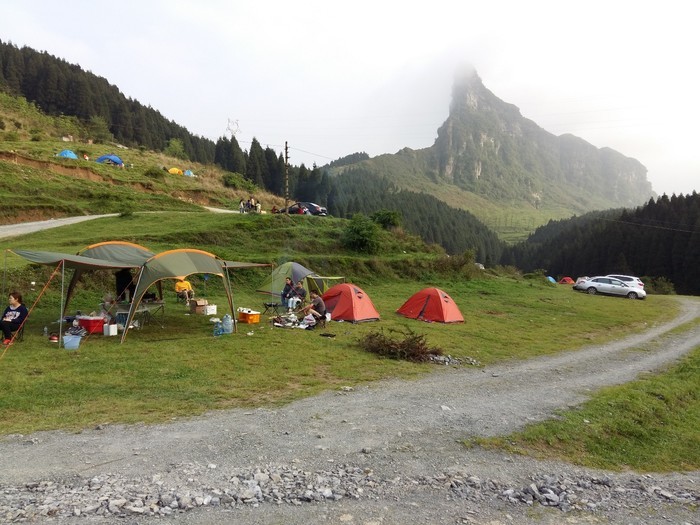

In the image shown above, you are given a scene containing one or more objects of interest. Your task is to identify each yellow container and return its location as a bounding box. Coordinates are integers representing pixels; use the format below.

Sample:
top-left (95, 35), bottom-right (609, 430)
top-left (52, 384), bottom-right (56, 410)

top-left (238, 312), bottom-right (260, 324)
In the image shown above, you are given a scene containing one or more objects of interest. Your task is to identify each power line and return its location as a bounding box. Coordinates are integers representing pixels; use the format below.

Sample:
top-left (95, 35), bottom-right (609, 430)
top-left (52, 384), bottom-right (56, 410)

top-left (599, 217), bottom-right (698, 234)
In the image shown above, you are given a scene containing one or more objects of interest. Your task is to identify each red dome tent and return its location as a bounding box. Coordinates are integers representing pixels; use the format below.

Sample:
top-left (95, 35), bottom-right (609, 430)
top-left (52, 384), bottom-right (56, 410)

top-left (558, 276), bottom-right (575, 284)
top-left (322, 283), bottom-right (380, 323)
top-left (396, 287), bottom-right (464, 323)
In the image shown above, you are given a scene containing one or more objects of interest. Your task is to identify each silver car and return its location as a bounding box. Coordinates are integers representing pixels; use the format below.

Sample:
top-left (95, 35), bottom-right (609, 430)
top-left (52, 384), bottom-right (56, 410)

top-left (606, 274), bottom-right (644, 288)
top-left (573, 276), bottom-right (646, 300)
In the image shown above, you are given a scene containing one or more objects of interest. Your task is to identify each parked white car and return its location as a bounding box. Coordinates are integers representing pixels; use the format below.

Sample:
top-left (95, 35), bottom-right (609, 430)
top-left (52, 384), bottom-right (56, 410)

top-left (573, 276), bottom-right (646, 300)
top-left (606, 274), bottom-right (644, 288)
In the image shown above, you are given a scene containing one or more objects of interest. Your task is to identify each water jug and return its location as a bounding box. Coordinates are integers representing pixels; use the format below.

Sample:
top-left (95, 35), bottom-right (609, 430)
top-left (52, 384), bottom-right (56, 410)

top-left (222, 314), bottom-right (234, 334)
top-left (213, 321), bottom-right (223, 337)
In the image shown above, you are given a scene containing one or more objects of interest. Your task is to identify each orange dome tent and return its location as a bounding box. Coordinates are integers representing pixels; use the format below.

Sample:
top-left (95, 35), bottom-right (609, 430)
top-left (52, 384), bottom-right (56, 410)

top-left (322, 283), bottom-right (380, 323)
top-left (396, 287), bottom-right (464, 323)
top-left (558, 276), bottom-right (575, 284)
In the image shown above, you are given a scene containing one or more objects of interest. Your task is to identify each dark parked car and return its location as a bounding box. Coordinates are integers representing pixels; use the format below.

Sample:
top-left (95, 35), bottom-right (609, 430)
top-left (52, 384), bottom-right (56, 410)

top-left (276, 202), bottom-right (327, 216)
top-left (573, 276), bottom-right (646, 300)
top-left (298, 202), bottom-right (327, 215)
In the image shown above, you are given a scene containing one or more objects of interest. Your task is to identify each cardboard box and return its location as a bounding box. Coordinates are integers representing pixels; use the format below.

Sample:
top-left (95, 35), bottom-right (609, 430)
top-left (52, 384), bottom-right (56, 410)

top-left (238, 311), bottom-right (260, 324)
top-left (190, 299), bottom-right (209, 314)
top-left (203, 304), bottom-right (217, 315)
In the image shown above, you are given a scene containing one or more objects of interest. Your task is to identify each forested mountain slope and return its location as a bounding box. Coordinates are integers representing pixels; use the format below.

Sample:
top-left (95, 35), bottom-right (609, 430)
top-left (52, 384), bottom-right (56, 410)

top-left (502, 193), bottom-right (700, 295)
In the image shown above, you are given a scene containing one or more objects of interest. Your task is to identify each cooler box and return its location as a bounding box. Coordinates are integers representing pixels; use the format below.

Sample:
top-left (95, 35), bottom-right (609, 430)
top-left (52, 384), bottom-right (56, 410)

top-left (203, 304), bottom-right (217, 315)
top-left (77, 316), bottom-right (105, 334)
top-left (238, 310), bottom-right (260, 324)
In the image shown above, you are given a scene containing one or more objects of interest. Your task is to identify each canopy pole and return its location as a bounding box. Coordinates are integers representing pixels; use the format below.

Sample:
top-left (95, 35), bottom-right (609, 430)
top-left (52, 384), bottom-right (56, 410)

top-left (224, 269), bottom-right (237, 333)
top-left (58, 261), bottom-right (66, 348)
top-left (120, 270), bottom-right (145, 344)
top-left (2, 249), bottom-right (7, 300)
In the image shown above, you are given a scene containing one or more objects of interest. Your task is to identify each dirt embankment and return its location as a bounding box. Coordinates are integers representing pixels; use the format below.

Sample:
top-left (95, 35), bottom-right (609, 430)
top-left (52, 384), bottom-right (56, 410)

top-left (0, 150), bottom-right (104, 182)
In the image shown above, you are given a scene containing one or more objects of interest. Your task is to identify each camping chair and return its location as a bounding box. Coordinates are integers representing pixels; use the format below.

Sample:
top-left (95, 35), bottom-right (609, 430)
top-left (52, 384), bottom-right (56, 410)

top-left (263, 301), bottom-right (282, 315)
top-left (315, 313), bottom-right (326, 329)
top-left (14, 323), bottom-right (25, 342)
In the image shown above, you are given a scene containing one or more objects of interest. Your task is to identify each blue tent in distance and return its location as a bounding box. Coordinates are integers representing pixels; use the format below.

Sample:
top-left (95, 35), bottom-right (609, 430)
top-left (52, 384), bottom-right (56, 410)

top-left (96, 154), bottom-right (123, 165)
top-left (56, 149), bottom-right (78, 159)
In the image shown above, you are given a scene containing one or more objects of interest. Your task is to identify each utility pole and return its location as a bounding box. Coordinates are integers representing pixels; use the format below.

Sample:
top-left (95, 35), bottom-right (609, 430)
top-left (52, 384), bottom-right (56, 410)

top-left (284, 141), bottom-right (289, 215)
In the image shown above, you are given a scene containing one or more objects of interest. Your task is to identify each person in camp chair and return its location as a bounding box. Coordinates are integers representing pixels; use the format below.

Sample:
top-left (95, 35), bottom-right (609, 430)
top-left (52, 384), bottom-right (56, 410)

top-left (1, 291), bottom-right (28, 345)
top-left (175, 279), bottom-right (195, 303)
top-left (301, 290), bottom-right (326, 325)
top-left (281, 277), bottom-right (294, 309)
top-left (287, 280), bottom-right (307, 311)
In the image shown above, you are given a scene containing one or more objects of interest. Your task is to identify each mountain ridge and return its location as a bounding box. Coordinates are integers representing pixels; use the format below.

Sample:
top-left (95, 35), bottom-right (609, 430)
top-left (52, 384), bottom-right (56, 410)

top-left (329, 68), bottom-right (654, 233)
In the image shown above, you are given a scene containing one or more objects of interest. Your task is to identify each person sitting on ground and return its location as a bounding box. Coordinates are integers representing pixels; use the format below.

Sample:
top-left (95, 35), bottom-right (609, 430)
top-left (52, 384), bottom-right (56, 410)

top-left (287, 280), bottom-right (307, 311)
top-left (301, 290), bottom-right (326, 325)
top-left (1, 291), bottom-right (29, 345)
top-left (175, 279), bottom-right (195, 303)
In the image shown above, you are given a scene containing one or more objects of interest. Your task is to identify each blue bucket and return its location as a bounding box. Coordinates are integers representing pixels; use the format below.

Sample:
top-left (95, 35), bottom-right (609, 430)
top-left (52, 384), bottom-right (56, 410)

top-left (62, 335), bottom-right (81, 350)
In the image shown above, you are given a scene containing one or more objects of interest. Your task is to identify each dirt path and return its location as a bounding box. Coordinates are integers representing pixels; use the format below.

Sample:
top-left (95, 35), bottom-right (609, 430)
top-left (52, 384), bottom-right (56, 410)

top-left (0, 215), bottom-right (119, 240)
top-left (1, 298), bottom-right (698, 524)
top-left (0, 210), bottom-right (241, 241)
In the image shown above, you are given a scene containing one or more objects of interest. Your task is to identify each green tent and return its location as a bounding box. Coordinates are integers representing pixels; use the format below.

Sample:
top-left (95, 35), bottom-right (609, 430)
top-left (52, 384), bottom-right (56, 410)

top-left (256, 261), bottom-right (343, 299)
top-left (8, 247), bottom-right (267, 343)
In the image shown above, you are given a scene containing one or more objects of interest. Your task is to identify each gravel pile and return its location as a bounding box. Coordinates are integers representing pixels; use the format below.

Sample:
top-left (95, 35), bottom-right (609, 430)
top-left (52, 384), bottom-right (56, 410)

top-left (1, 461), bottom-right (697, 522)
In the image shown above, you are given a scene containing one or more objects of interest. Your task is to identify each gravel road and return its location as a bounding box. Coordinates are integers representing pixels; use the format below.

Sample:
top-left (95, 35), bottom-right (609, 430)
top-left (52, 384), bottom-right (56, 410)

top-left (1, 298), bottom-right (698, 524)
top-left (0, 215), bottom-right (119, 240)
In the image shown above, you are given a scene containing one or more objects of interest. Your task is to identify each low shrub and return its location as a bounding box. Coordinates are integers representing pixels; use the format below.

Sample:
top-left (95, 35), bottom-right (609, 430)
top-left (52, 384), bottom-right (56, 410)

top-left (357, 327), bottom-right (443, 362)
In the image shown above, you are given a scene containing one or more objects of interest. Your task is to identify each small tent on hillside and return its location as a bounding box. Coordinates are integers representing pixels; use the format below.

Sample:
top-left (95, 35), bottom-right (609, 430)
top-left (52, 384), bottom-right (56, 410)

top-left (256, 261), bottom-right (343, 298)
top-left (96, 154), bottom-right (123, 165)
top-left (56, 149), bottom-right (78, 159)
top-left (168, 167), bottom-right (183, 175)
top-left (396, 287), bottom-right (464, 323)
top-left (546, 276), bottom-right (556, 283)
top-left (558, 276), bottom-right (575, 284)
top-left (322, 283), bottom-right (380, 323)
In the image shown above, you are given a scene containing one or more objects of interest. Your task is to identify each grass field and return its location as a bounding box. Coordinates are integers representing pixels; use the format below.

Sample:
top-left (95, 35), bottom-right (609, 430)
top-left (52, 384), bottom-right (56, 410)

top-left (0, 211), bottom-right (696, 473)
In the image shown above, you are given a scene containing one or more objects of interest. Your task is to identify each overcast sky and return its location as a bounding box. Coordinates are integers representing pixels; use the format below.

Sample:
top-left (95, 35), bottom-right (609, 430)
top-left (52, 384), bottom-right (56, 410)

top-left (3, 0), bottom-right (698, 196)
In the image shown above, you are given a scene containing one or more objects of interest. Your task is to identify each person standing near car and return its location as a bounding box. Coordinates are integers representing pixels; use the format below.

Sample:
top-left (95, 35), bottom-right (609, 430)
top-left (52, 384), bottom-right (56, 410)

top-left (1, 291), bottom-right (28, 345)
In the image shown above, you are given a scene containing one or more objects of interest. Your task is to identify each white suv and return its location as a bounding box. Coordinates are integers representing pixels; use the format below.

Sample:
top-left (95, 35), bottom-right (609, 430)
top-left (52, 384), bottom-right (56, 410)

top-left (606, 274), bottom-right (644, 288)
